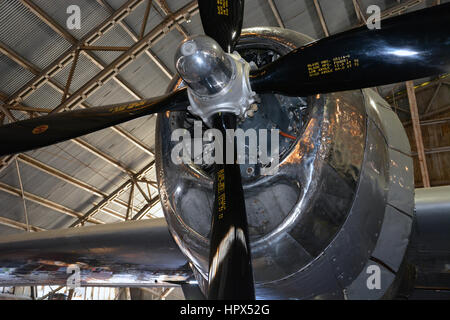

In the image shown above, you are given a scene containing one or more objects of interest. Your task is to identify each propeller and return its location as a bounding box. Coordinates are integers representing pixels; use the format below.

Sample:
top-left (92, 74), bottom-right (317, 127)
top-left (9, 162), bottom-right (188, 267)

top-left (250, 3), bottom-right (450, 96)
top-left (197, 0), bottom-right (254, 300)
top-left (0, 89), bottom-right (188, 156)
top-left (0, 0), bottom-right (449, 301)
top-left (207, 113), bottom-right (255, 300)
top-left (198, 0), bottom-right (244, 53)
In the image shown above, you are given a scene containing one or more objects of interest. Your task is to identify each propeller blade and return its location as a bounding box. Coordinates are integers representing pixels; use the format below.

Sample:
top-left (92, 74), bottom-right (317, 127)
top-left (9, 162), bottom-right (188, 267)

top-left (198, 0), bottom-right (244, 52)
top-left (250, 3), bottom-right (450, 96)
top-left (0, 88), bottom-right (188, 156)
top-left (207, 113), bottom-right (255, 300)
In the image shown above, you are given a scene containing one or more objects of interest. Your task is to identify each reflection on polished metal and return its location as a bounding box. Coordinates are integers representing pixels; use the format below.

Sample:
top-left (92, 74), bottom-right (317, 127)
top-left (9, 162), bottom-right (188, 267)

top-left (174, 35), bottom-right (255, 125)
top-left (157, 27), bottom-right (415, 299)
top-left (175, 36), bottom-right (233, 96)
top-left (0, 219), bottom-right (190, 287)
top-left (407, 186), bottom-right (450, 290)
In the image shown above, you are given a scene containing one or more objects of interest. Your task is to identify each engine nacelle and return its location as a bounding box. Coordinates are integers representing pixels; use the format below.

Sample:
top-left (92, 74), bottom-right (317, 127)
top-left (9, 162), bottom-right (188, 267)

top-left (155, 27), bottom-right (414, 299)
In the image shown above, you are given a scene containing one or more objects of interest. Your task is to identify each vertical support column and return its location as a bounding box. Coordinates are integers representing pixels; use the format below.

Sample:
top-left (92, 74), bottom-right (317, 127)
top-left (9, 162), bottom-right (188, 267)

top-left (406, 80), bottom-right (431, 187)
top-left (268, 0), bottom-right (285, 28)
top-left (15, 159), bottom-right (30, 232)
top-left (126, 183), bottom-right (135, 220)
top-left (313, 0), bottom-right (330, 37)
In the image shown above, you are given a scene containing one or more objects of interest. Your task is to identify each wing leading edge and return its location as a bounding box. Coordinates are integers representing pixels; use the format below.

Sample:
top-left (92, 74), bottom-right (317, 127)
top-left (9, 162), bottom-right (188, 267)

top-left (0, 218), bottom-right (191, 287)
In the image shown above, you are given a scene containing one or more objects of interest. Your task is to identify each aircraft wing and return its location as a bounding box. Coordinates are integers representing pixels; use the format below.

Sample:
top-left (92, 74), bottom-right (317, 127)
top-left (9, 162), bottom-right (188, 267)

top-left (405, 186), bottom-right (450, 299)
top-left (0, 218), bottom-right (191, 287)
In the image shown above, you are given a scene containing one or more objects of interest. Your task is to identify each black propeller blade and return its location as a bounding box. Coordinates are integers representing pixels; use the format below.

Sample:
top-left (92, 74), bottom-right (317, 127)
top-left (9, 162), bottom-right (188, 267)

top-left (207, 113), bottom-right (255, 300)
top-left (0, 89), bottom-right (188, 156)
top-left (197, 0), bottom-right (254, 299)
top-left (250, 3), bottom-right (450, 96)
top-left (198, 0), bottom-right (244, 52)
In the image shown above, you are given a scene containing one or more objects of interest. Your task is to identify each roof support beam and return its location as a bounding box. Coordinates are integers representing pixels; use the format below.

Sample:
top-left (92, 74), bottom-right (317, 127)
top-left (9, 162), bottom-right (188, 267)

top-left (70, 160), bottom-right (157, 227)
top-left (313, 0), bottom-right (330, 37)
top-left (0, 216), bottom-right (45, 232)
top-left (424, 81), bottom-right (442, 114)
top-left (403, 103), bottom-right (450, 127)
top-left (412, 146), bottom-right (450, 156)
top-left (49, 1), bottom-right (198, 113)
top-left (160, 287), bottom-right (174, 299)
top-left (354, 0), bottom-right (424, 27)
top-left (380, 0), bottom-right (424, 19)
top-left (4, 0), bottom-right (145, 107)
top-left (140, 0), bottom-right (153, 40)
top-left (138, 178), bottom-right (158, 189)
top-left (1, 96), bottom-right (136, 181)
top-left (268, 0), bottom-right (285, 28)
top-left (0, 42), bottom-right (154, 158)
top-left (0, 2), bottom-right (173, 230)
top-left (96, 0), bottom-right (173, 79)
top-left (0, 92), bottom-right (50, 114)
top-left (0, 181), bottom-right (103, 224)
top-left (0, 155), bottom-right (17, 176)
top-left (131, 197), bottom-right (159, 220)
top-left (0, 41), bottom-right (39, 74)
top-left (20, 0), bottom-right (143, 100)
top-left (0, 106), bottom-right (127, 225)
top-left (419, 117), bottom-right (450, 126)
top-left (17, 154), bottom-right (139, 216)
top-left (71, 138), bottom-right (136, 176)
top-left (406, 81), bottom-right (431, 188)
top-left (14, 159), bottom-right (31, 232)
top-left (61, 49), bottom-right (80, 104)
top-left (385, 74), bottom-right (449, 103)
top-left (0, 102), bottom-right (15, 123)
top-left (154, 0), bottom-right (190, 38)
top-left (37, 286), bottom-right (65, 300)
top-left (352, 0), bottom-right (366, 24)
top-left (125, 183), bottom-right (135, 220)
top-left (79, 46), bottom-right (131, 52)
top-left (110, 126), bottom-right (154, 157)
top-left (133, 179), bottom-right (152, 204)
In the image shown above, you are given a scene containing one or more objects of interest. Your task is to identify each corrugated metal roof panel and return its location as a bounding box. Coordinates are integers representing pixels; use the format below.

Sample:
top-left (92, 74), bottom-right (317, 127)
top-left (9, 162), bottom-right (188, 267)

top-left (167, 0), bottom-right (193, 12)
top-left (274, 0), bottom-right (322, 39)
top-left (87, 24), bottom-right (135, 65)
top-left (0, 1), bottom-right (72, 70)
top-left (320, 0), bottom-right (355, 35)
top-left (51, 53), bottom-right (102, 93)
top-left (243, 0), bottom-right (278, 29)
top-left (121, 1), bottom-right (165, 38)
top-left (33, 0), bottom-right (110, 40)
top-left (117, 54), bottom-right (170, 98)
top-left (25, 139), bottom-right (129, 196)
top-left (180, 12), bottom-right (203, 36)
top-left (149, 29), bottom-right (183, 75)
top-left (22, 83), bottom-right (62, 111)
top-left (0, 55), bottom-right (35, 96)
top-left (0, 224), bottom-right (21, 236)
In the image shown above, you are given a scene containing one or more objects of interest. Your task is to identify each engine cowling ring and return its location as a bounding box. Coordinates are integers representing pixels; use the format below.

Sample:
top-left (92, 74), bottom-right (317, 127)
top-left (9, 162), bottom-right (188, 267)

top-left (155, 27), bottom-right (414, 299)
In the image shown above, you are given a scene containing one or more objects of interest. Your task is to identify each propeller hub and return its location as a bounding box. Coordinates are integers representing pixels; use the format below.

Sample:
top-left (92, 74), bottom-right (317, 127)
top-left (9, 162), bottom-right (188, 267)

top-left (175, 35), bottom-right (233, 96)
top-left (175, 35), bottom-right (255, 126)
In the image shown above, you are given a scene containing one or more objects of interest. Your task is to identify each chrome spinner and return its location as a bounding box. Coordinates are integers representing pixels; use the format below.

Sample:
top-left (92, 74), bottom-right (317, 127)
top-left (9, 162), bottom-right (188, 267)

top-left (174, 35), bottom-right (255, 126)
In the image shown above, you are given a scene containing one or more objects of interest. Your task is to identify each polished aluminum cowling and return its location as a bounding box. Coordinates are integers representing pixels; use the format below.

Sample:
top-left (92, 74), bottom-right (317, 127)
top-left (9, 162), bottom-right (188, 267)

top-left (155, 27), bottom-right (415, 299)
